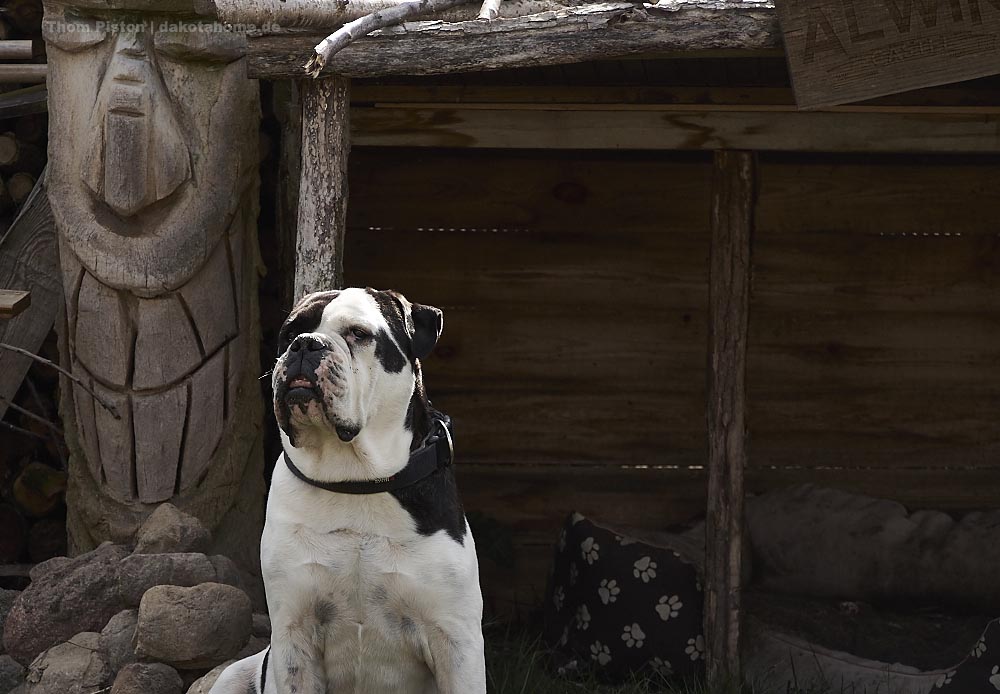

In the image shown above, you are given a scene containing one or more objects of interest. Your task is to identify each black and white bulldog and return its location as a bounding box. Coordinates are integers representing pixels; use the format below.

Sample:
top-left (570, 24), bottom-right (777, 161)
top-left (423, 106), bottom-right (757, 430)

top-left (210, 288), bottom-right (486, 694)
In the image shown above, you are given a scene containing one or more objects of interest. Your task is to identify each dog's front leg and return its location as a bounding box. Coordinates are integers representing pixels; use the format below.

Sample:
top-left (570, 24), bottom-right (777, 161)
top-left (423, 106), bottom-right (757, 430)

top-left (269, 618), bottom-right (327, 694)
top-left (426, 625), bottom-right (486, 694)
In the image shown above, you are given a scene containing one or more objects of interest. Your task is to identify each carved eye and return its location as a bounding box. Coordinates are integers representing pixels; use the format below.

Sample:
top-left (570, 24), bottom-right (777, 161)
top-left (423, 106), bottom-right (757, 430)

top-left (350, 327), bottom-right (372, 340)
top-left (42, 20), bottom-right (108, 52)
top-left (153, 31), bottom-right (246, 64)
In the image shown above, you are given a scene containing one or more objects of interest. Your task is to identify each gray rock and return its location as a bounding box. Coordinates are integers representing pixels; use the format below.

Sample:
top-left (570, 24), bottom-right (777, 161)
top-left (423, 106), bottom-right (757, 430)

top-left (111, 663), bottom-right (183, 694)
top-left (134, 505), bottom-right (211, 556)
top-left (0, 590), bottom-right (19, 654)
top-left (134, 583), bottom-right (252, 669)
top-left (27, 557), bottom-right (73, 582)
top-left (0, 654), bottom-right (26, 693)
top-left (118, 553), bottom-right (234, 606)
top-left (3, 543), bottom-right (130, 665)
top-left (98, 609), bottom-right (138, 673)
top-left (184, 661), bottom-right (234, 694)
top-left (23, 632), bottom-right (111, 694)
top-left (234, 635), bottom-right (269, 661)
top-left (251, 613), bottom-right (270, 638)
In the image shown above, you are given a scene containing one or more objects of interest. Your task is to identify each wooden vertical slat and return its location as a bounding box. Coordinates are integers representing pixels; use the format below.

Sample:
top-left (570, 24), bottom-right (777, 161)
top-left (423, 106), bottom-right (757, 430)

top-left (705, 149), bottom-right (755, 684)
top-left (295, 76), bottom-right (351, 300)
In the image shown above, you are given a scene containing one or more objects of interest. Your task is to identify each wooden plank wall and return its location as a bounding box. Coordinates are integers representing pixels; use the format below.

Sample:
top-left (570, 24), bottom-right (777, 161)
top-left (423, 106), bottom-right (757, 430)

top-left (344, 147), bottom-right (1000, 616)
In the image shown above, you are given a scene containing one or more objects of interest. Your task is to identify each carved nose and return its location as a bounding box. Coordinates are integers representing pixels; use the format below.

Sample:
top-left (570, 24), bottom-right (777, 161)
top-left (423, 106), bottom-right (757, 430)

top-left (82, 32), bottom-right (191, 217)
top-left (289, 335), bottom-right (325, 353)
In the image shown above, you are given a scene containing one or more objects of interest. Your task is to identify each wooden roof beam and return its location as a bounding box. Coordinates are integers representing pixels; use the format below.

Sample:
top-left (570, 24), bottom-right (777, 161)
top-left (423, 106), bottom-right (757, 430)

top-left (244, 1), bottom-right (779, 80)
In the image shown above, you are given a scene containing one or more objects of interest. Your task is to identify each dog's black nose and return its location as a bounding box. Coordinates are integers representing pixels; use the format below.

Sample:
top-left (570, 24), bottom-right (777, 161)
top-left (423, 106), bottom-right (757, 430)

top-left (289, 335), bottom-right (326, 353)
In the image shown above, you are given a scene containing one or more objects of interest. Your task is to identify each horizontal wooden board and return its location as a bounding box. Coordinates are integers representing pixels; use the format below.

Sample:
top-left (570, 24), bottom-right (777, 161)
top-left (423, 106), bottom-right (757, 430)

top-left (351, 106), bottom-right (1000, 152)
top-left (0, 290), bottom-right (30, 318)
top-left (757, 156), bottom-right (1000, 236)
top-left (460, 464), bottom-right (1000, 615)
top-left (351, 84), bottom-right (1000, 110)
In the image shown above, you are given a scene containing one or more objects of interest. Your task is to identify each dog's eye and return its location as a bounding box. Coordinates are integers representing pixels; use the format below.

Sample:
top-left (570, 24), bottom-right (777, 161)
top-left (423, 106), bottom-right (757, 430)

top-left (350, 327), bottom-right (372, 340)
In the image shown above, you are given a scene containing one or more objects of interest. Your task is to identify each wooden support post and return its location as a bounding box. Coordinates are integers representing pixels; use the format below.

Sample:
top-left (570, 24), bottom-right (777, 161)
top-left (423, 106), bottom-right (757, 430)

top-left (705, 149), bottom-right (755, 686)
top-left (294, 76), bottom-right (351, 300)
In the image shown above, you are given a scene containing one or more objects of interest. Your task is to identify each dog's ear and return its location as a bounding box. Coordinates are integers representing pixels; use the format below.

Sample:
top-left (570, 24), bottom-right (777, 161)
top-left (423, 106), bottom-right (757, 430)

top-left (410, 304), bottom-right (443, 361)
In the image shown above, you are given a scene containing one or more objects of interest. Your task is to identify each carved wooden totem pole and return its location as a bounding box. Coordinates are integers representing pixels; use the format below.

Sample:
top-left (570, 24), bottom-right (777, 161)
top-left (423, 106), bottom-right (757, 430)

top-left (43, 0), bottom-right (264, 571)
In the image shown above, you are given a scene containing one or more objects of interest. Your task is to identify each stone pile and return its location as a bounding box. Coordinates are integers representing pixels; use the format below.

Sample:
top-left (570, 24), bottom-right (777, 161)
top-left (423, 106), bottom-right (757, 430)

top-left (0, 504), bottom-right (269, 694)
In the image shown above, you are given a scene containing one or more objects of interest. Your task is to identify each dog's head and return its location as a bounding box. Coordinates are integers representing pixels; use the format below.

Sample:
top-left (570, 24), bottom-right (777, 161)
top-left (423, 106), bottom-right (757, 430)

top-left (273, 288), bottom-right (443, 449)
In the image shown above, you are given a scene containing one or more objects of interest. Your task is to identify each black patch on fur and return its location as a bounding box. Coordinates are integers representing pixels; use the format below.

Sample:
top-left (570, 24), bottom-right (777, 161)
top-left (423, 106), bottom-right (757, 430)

top-left (373, 328), bottom-right (406, 374)
top-left (366, 288), bottom-right (413, 360)
top-left (410, 303), bottom-right (443, 360)
top-left (314, 600), bottom-right (337, 625)
top-left (259, 646), bottom-right (270, 693)
top-left (390, 399), bottom-right (467, 545)
top-left (277, 290), bottom-right (340, 355)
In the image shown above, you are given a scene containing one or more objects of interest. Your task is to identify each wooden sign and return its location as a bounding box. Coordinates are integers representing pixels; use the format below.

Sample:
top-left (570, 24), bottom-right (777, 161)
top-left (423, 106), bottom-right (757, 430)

top-left (775, 0), bottom-right (1000, 109)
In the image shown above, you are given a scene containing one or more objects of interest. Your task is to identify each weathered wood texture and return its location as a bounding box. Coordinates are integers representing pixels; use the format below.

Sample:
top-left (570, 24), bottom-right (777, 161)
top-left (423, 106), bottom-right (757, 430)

top-left (0, 86), bottom-right (48, 120)
top-left (705, 151), bottom-right (754, 682)
top-left (248, 1), bottom-right (779, 79)
top-left (0, 290), bottom-right (30, 318)
top-left (295, 77), bottom-right (350, 299)
top-left (0, 40), bottom-right (32, 60)
top-left (351, 106), bottom-right (1000, 152)
top-left (345, 147), bottom-right (1000, 613)
top-left (775, 0), bottom-right (1000, 109)
top-left (0, 178), bottom-right (58, 422)
top-left (0, 65), bottom-right (46, 83)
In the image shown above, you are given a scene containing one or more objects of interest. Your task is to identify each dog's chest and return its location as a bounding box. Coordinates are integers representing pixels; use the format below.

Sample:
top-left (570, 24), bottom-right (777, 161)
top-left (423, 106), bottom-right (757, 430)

top-left (262, 489), bottom-right (476, 692)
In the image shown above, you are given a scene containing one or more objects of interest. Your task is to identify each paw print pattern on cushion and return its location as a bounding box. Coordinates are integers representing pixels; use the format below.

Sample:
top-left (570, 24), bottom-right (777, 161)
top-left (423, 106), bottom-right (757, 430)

top-left (656, 595), bottom-right (683, 621)
top-left (633, 556), bottom-right (657, 582)
top-left (590, 641), bottom-right (612, 666)
top-left (621, 623), bottom-right (646, 648)
top-left (581, 537), bottom-right (600, 565)
top-left (928, 619), bottom-right (1000, 693)
top-left (543, 512), bottom-right (705, 684)
top-left (685, 635), bottom-right (704, 661)
top-left (598, 579), bottom-right (620, 605)
top-left (553, 585), bottom-right (565, 611)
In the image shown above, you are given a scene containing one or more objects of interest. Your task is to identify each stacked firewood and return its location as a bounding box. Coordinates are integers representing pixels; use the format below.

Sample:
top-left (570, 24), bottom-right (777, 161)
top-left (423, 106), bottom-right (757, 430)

top-left (0, 0), bottom-right (45, 226)
top-left (0, 118), bottom-right (45, 217)
top-left (0, 0), bottom-right (57, 587)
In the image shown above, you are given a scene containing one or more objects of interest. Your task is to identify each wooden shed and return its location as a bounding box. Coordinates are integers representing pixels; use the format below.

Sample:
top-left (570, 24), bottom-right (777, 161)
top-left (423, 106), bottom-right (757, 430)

top-left (332, 60), bottom-right (1000, 611)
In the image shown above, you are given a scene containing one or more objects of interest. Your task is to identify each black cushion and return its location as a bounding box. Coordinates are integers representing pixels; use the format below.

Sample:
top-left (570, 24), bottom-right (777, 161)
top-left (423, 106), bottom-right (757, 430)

top-left (543, 512), bottom-right (706, 683)
top-left (934, 619), bottom-right (1000, 693)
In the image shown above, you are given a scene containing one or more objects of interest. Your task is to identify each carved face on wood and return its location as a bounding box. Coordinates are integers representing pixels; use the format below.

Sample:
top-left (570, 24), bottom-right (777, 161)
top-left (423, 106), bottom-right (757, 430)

top-left (43, 6), bottom-right (254, 293)
top-left (273, 289), bottom-right (444, 450)
top-left (45, 1), bottom-right (263, 550)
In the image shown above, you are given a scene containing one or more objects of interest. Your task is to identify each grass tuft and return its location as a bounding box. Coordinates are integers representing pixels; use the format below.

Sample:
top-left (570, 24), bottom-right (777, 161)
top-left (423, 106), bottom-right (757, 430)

top-left (483, 623), bottom-right (834, 694)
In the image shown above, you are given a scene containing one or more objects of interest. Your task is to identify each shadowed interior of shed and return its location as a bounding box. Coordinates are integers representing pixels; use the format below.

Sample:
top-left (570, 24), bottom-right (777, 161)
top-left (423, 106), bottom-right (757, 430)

top-left (344, 147), bottom-right (1000, 614)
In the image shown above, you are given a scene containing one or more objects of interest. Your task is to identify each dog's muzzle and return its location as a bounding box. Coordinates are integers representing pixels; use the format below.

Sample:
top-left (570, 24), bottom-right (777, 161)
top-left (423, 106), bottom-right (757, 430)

top-left (282, 334), bottom-right (329, 406)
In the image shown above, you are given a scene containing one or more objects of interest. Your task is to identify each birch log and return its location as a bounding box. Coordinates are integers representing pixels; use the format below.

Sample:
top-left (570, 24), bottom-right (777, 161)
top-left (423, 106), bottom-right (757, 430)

top-left (307, 0), bottom-right (478, 76)
top-left (294, 77), bottom-right (351, 299)
top-left (214, 0), bottom-right (572, 27)
top-left (705, 150), bottom-right (755, 685)
top-left (247, 2), bottom-right (779, 79)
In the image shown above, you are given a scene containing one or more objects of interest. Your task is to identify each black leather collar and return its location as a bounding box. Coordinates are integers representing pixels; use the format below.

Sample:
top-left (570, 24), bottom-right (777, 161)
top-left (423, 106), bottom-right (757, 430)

top-left (283, 414), bottom-right (454, 495)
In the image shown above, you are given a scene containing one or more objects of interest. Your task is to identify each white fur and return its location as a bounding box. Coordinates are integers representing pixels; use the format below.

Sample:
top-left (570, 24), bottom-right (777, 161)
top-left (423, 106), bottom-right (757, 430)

top-left (212, 288), bottom-right (485, 694)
